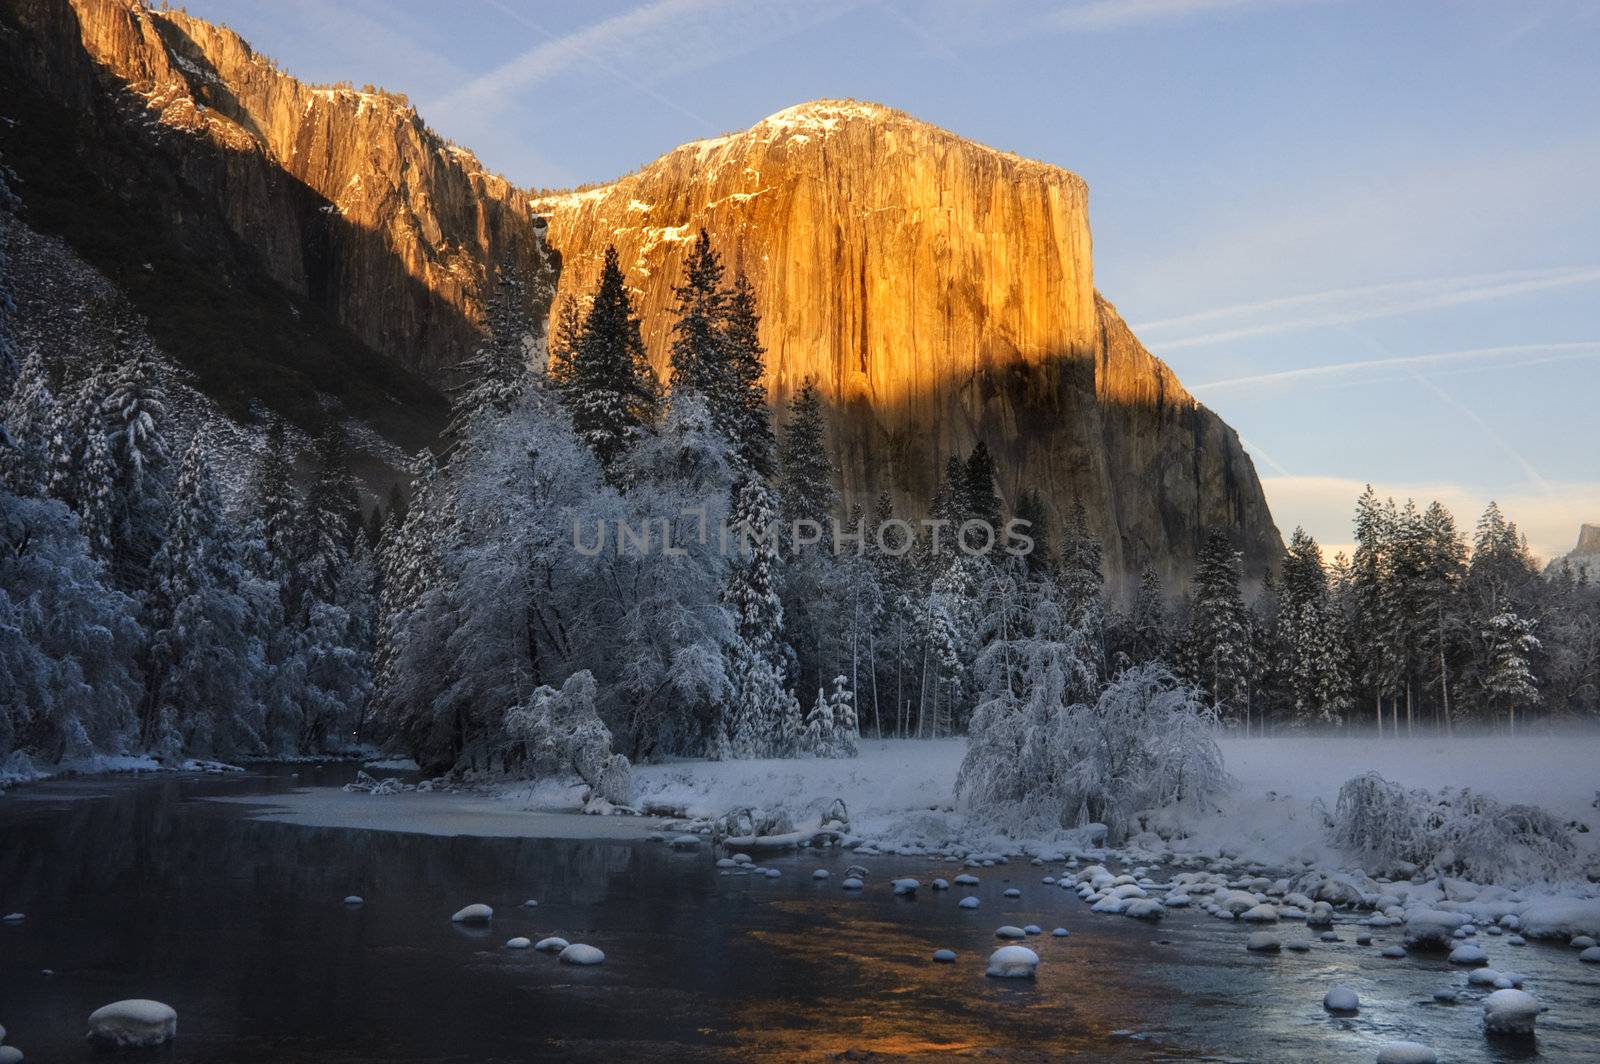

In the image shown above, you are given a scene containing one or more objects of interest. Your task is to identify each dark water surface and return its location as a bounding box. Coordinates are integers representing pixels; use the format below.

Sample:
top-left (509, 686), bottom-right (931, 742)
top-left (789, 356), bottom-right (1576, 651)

top-left (1, 767), bottom-right (1597, 1062)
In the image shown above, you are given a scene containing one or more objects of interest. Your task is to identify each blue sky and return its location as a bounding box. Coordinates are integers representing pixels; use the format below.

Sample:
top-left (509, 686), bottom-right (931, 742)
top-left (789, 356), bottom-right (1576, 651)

top-left (186, 0), bottom-right (1600, 560)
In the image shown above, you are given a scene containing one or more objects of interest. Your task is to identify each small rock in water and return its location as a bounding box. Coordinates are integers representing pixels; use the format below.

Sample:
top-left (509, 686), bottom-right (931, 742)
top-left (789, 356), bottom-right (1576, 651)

top-left (763, 869), bottom-right (781, 879)
top-left (559, 943), bottom-right (605, 966)
top-left (732, 853), bottom-right (753, 865)
top-left (534, 936), bottom-right (569, 952)
top-left (892, 878), bottom-right (919, 895)
top-left (0, 914), bottom-right (23, 924)
top-left (1449, 944), bottom-right (1488, 965)
top-left (812, 869), bottom-right (830, 880)
top-left (716, 858), bottom-right (738, 868)
top-left (86, 999), bottom-right (178, 1048)
top-left (1356, 933), bottom-right (1374, 945)
top-left (1482, 988), bottom-right (1539, 1036)
top-left (1002, 888), bottom-right (1022, 898)
top-left (670, 834), bottom-right (702, 849)
top-left (1433, 989), bottom-right (1460, 1003)
top-left (1320, 931), bottom-right (1341, 942)
top-left (1381, 946), bottom-right (1407, 958)
top-left (1023, 924), bottom-right (1042, 935)
top-left (522, 899), bottom-right (539, 908)
top-left (841, 877), bottom-right (864, 891)
top-left (1506, 934), bottom-right (1526, 946)
top-left (932, 949), bottom-right (956, 963)
top-left (1375, 1042), bottom-right (1437, 1064)
top-left (505, 937), bottom-right (532, 950)
top-left (996, 925), bottom-right (1026, 939)
top-left (451, 904), bottom-right (493, 925)
top-left (1579, 945), bottom-right (1600, 963)
top-left (985, 945), bottom-right (1040, 978)
top-left (0, 1047), bottom-right (20, 1064)
top-left (1246, 932), bottom-right (1281, 953)
top-left (1051, 927), bottom-right (1069, 937)
top-left (1241, 903), bottom-right (1279, 923)
top-left (1571, 935), bottom-right (1596, 949)
top-left (959, 896), bottom-right (980, 910)
top-left (1323, 985), bottom-right (1359, 1013)
top-left (931, 878), bottom-right (950, 890)
top-left (343, 895), bottom-right (364, 906)
top-left (954, 874), bottom-right (980, 886)
top-left (1284, 937), bottom-right (1311, 952)
top-left (1124, 899), bottom-right (1165, 921)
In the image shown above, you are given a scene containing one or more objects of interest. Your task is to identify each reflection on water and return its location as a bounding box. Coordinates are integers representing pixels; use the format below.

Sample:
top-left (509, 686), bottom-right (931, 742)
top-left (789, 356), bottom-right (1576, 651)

top-left (1, 767), bottom-right (1596, 1062)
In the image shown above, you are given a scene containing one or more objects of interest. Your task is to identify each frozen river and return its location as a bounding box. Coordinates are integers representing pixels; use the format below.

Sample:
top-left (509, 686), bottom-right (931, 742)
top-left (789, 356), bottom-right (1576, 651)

top-left (1, 765), bottom-right (1596, 1061)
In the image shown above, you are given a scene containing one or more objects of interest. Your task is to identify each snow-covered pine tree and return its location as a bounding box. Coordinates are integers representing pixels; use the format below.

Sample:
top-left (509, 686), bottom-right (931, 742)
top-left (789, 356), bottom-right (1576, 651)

top-left (546, 294), bottom-right (584, 392)
top-left (1480, 609), bottom-right (1540, 733)
top-left (721, 475), bottom-right (800, 756)
top-left (1057, 500), bottom-right (1106, 668)
top-left (720, 269), bottom-right (776, 476)
top-left (828, 674), bottom-right (859, 757)
top-left (1279, 528), bottom-right (1350, 726)
top-left (98, 344), bottom-right (169, 577)
top-left (1012, 487), bottom-right (1052, 573)
top-left (1190, 529), bottom-right (1251, 727)
top-left (447, 258), bottom-right (536, 438)
top-left (802, 686), bottom-right (834, 755)
top-left (1126, 562), bottom-right (1170, 665)
top-left (74, 417), bottom-right (116, 559)
top-left (777, 374), bottom-right (836, 537)
top-left (1417, 500), bottom-right (1467, 733)
top-left (146, 426), bottom-right (264, 758)
top-left (1, 350), bottom-right (55, 494)
top-left (296, 418), bottom-right (361, 616)
top-left (667, 231), bottom-right (727, 403)
top-left (1350, 486), bottom-right (1394, 735)
top-left (564, 246), bottom-right (658, 477)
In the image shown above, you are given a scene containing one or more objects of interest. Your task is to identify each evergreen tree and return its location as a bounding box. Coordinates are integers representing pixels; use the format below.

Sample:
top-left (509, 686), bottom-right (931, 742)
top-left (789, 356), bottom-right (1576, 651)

top-left (297, 418), bottom-right (361, 615)
top-left (546, 294), bottom-right (584, 392)
top-left (1417, 500), bottom-right (1467, 733)
top-left (1, 350), bottom-right (55, 494)
top-left (1350, 485), bottom-right (1395, 734)
top-left (802, 686), bottom-right (835, 755)
top-left (828, 673), bottom-right (859, 757)
top-left (565, 246), bottom-right (658, 476)
top-left (1189, 529), bottom-right (1251, 727)
top-left (720, 269), bottom-right (776, 476)
top-left (447, 258), bottom-right (537, 435)
top-left (1013, 487), bottom-right (1052, 572)
top-left (1480, 609), bottom-right (1540, 733)
top-left (1126, 562), bottom-right (1170, 665)
top-left (721, 476), bottom-right (799, 757)
top-left (1280, 527), bottom-right (1350, 726)
top-left (777, 375), bottom-right (836, 536)
top-left (668, 231), bottom-right (727, 401)
top-left (961, 440), bottom-right (1002, 532)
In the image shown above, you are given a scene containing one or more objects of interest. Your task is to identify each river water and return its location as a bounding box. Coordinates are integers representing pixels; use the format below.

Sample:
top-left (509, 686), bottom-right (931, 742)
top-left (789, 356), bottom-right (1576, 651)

top-left (1, 766), bottom-right (1596, 1062)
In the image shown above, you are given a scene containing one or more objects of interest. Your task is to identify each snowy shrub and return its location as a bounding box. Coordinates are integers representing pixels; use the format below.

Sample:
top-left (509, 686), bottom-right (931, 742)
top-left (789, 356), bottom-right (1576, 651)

top-left (1331, 773), bottom-right (1434, 869)
top-left (1331, 772), bottom-right (1580, 884)
top-left (959, 662), bottom-right (1229, 844)
top-left (504, 671), bottom-right (634, 806)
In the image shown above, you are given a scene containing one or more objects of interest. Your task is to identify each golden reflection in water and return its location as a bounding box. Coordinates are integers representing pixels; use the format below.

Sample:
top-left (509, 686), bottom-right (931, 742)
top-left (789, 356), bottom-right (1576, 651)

top-left (717, 899), bottom-right (1146, 1062)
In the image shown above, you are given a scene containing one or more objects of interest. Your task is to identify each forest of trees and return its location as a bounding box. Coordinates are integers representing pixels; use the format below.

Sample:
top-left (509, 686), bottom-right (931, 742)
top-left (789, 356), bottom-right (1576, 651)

top-left (3, 158), bottom-right (1598, 781)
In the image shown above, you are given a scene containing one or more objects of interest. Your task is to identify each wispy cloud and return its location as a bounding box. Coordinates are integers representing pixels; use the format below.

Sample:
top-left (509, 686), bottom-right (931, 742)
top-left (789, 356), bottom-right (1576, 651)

top-left (426, 0), bottom-right (861, 130)
top-left (1049, 0), bottom-right (1324, 32)
top-left (1134, 267), bottom-right (1600, 351)
top-left (1261, 474), bottom-right (1600, 564)
top-left (1190, 340), bottom-right (1600, 394)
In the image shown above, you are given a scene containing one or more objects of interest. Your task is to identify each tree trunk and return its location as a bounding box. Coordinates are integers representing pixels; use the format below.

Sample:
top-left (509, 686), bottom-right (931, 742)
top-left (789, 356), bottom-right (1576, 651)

top-left (1375, 692), bottom-right (1382, 738)
top-left (1405, 681), bottom-right (1413, 737)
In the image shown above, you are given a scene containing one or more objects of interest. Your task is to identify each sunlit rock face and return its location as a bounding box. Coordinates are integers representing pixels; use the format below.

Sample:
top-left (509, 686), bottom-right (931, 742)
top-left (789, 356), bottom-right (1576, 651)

top-left (11, 0), bottom-right (556, 386)
top-left (534, 101), bottom-right (1280, 585)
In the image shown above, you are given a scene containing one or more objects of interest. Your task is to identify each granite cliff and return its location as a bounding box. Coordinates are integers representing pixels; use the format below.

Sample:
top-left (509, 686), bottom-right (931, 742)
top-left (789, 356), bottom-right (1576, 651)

top-left (1, 4), bottom-right (1279, 582)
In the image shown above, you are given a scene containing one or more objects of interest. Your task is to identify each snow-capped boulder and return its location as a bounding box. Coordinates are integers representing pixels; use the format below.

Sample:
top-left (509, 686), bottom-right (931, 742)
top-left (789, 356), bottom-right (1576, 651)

top-left (1381, 946), bottom-right (1407, 958)
top-left (932, 949), bottom-right (956, 963)
top-left (505, 937), bottom-right (532, 949)
top-left (451, 904), bottom-right (493, 925)
top-left (1109, 884), bottom-right (1147, 900)
top-left (670, 834), bottom-right (702, 849)
top-left (1124, 899), bottom-right (1165, 921)
top-left (1002, 888), bottom-right (1022, 898)
top-left (995, 925), bottom-right (1026, 939)
top-left (1507, 934), bottom-right (1526, 945)
top-left (1241, 904), bottom-right (1279, 923)
top-left (1516, 899), bottom-right (1600, 941)
top-left (0, 914), bottom-right (23, 924)
top-left (1023, 924), bottom-right (1042, 935)
top-left (343, 895), bottom-right (363, 906)
top-left (985, 945), bottom-right (1039, 978)
top-left (1052, 927), bottom-right (1069, 937)
top-left (1448, 944), bottom-right (1488, 965)
top-left (1482, 988), bottom-right (1540, 1035)
top-left (1375, 1042), bottom-right (1437, 1064)
top-left (959, 896), bottom-right (980, 909)
top-left (812, 869), bottom-right (829, 880)
top-left (1571, 934), bottom-right (1596, 949)
top-left (931, 878), bottom-right (949, 890)
top-left (559, 943), bottom-right (605, 966)
top-left (1404, 910), bottom-right (1468, 951)
top-left (534, 937), bottom-right (569, 952)
top-left (842, 877), bottom-right (864, 891)
top-left (1323, 985), bottom-right (1359, 1013)
top-left (0, 1046), bottom-right (20, 1064)
top-left (954, 874), bottom-right (980, 886)
top-left (1166, 892), bottom-right (1191, 907)
top-left (1466, 968), bottom-right (1503, 986)
top-left (1579, 945), bottom-right (1600, 963)
top-left (893, 878), bottom-right (919, 896)
top-left (1246, 932), bottom-right (1281, 952)
top-left (86, 1000), bottom-right (177, 1048)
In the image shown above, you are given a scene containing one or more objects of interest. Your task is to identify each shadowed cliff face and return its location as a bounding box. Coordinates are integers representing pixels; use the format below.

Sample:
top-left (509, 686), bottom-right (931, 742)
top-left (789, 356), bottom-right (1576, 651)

top-left (533, 102), bottom-right (1280, 585)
